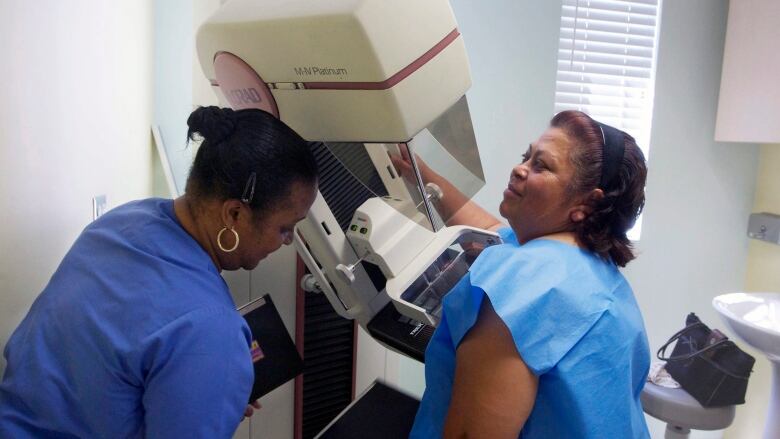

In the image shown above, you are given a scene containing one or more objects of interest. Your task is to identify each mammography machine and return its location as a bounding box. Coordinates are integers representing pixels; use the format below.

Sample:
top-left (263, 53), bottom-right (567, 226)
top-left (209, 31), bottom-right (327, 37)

top-left (196, 0), bottom-right (500, 360)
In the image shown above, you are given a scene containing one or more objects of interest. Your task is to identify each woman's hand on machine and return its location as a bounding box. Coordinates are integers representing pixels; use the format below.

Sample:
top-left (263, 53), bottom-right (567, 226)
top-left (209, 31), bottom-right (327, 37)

top-left (390, 146), bottom-right (433, 184)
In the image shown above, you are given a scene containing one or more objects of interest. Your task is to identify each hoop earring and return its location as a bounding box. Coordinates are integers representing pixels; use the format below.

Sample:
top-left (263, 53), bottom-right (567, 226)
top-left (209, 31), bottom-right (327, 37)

top-left (217, 227), bottom-right (239, 253)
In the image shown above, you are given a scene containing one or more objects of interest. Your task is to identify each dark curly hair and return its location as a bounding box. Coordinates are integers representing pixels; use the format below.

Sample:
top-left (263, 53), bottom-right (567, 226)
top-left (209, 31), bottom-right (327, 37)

top-left (185, 106), bottom-right (318, 220)
top-left (551, 110), bottom-right (647, 267)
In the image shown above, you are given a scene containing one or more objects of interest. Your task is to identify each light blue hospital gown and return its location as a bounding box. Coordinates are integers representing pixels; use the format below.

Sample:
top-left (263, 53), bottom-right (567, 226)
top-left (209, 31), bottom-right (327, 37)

top-left (410, 228), bottom-right (651, 438)
top-left (0, 199), bottom-right (253, 438)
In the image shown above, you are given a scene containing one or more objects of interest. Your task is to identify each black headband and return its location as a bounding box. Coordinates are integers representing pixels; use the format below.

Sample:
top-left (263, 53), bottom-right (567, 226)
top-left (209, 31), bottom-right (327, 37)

top-left (596, 122), bottom-right (625, 189)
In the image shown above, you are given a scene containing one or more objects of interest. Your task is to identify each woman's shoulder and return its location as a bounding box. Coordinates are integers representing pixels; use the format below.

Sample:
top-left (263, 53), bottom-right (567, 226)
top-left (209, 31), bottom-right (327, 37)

top-left (97, 198), bottom-right (175, 226)
top-left (490, 227), bottom-right (597, 261)
top-left (463, 240), bottom-right (627, 375)
top-left (85, 198), bottom-right (206, 262)
top-left (67, 198), bottom-right (220, 297)
top-left (468, 234), bottom-right (626, 324)
top-left (472, 235), bottom-right (615, 285)
top-left (84, 198), bottom-right (176, 241)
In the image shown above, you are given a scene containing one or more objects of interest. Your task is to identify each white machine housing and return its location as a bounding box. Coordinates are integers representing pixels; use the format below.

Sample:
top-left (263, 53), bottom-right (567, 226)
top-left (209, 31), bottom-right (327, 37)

top-left (196, 0), bottom-right (499, 347)
top-left (196, 0), bottom-right (471, 142)
top-left (346, 197), bottom-right (435, 278)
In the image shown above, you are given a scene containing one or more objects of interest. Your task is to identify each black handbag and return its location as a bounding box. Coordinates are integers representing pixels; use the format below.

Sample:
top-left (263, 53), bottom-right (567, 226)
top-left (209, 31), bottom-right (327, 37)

top-left (657, 312), bottom-right (755, 407)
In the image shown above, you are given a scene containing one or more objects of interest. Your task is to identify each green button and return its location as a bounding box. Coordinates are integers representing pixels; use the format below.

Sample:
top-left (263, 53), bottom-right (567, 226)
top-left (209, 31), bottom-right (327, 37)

top-left (360, 227), bottom-right (368, 234)
top-left (350, 224), bottom-right (358, 231)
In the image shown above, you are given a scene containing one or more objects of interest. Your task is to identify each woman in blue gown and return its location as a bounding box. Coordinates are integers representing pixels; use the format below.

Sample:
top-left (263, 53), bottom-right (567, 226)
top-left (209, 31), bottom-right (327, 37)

top-left (407, 110), bottom-right (651, 438)
top-left (0, 107), bottom-right (318, 438)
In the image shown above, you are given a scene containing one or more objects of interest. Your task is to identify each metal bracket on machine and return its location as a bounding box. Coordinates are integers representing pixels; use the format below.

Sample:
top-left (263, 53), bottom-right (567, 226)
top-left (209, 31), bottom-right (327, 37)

top-left (293, 231), bottom-right (365, 321)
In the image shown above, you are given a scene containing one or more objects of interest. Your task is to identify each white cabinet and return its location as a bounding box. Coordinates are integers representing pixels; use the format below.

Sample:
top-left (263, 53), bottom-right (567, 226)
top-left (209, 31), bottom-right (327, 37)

top-left (715, 0), bottom-right (780, 143)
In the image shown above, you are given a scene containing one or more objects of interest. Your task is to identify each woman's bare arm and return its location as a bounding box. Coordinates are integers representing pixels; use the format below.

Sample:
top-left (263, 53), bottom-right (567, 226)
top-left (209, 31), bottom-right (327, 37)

top-left (390, 151), bottom-right (503, 231)
top-left (443, 300), bottom-right (538, 439)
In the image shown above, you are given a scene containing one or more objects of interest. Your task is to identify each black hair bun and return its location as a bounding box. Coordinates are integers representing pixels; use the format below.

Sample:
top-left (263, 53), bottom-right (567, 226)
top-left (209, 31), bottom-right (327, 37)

top-left (187, 106), bottom-right (236, 144)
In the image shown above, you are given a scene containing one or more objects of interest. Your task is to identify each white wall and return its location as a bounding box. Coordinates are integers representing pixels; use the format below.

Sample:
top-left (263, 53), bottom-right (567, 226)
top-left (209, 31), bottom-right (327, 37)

top-left (452, 0), bottom-right (561, 212)
top-left (0, 0), bottom-right (154, 373)
top-left (626, 0), bottom-right (757, 358)
top-left (155, 0), bottom-right (195, 195)
top-left (625, 1), bottom-right (759, 437)
top-left (735, 143), bottom-right (780, 439)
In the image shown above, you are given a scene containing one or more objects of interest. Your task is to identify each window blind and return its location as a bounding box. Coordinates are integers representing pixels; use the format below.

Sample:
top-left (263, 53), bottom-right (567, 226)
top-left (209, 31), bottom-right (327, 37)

top-left (555, 0), bottom-right (661, 158)
top-left (554, 0), bottom-right (661, 239)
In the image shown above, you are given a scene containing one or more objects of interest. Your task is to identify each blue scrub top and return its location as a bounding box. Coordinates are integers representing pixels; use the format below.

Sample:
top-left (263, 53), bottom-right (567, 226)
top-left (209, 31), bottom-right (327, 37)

top-left (411, 228), bottom-right (651, 438)
top-left (0, 198), bottom-right (253, 438)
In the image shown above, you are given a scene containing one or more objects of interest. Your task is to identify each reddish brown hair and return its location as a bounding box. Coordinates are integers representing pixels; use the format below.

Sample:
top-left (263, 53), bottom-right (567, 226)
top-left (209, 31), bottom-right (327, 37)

top-left (550, 110), bottom-right (647, 267)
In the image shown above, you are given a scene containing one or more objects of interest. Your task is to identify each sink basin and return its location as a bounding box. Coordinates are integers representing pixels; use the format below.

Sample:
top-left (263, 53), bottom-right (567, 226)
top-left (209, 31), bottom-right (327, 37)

top-left (713, 292), bottom-right (780, 439)
top-left (713, 292), bottom-right (780, 359)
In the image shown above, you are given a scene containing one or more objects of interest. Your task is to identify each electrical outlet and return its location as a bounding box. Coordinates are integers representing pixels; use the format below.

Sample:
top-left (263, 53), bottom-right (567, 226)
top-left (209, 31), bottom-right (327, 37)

top-left (92, 195), bottom-right (107, 220)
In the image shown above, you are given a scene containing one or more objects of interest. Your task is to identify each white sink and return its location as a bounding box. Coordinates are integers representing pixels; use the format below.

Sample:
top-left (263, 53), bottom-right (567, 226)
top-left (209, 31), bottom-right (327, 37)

top-left (713, 292), bottom-right (780, 359)
top-left (713, 292), bottom-right (780, 439)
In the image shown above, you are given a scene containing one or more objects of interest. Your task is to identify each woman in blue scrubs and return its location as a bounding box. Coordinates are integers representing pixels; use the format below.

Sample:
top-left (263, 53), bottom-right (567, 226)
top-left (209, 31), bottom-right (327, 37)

top-left (407, 110), bottom-right (650, 438)
top-left (0, 106), bottom-right (318, 438)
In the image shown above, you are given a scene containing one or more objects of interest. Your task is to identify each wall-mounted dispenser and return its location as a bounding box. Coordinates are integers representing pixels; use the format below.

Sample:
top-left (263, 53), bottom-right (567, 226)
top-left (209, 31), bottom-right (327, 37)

top-left (747, 212), bottom-right (780, 245)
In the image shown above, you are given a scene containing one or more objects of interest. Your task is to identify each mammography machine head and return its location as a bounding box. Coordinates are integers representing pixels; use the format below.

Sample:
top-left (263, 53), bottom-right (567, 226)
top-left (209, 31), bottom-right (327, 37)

top-left (197, 0), bottom-right (470, 142)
